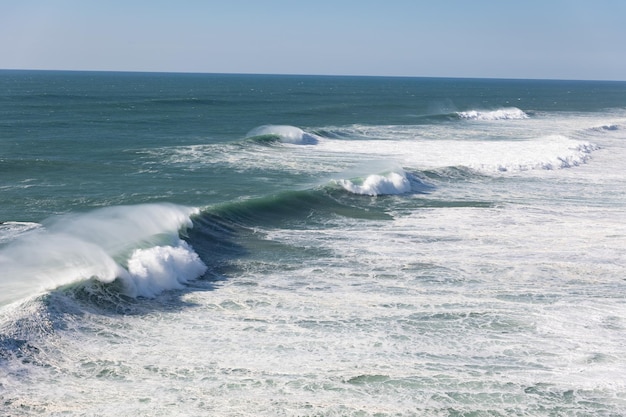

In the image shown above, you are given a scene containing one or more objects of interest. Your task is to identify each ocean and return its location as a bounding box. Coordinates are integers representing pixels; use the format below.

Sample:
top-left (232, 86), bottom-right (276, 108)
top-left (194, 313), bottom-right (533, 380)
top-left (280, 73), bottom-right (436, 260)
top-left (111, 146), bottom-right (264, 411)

top-left (1, 70), bottom-right (626, 416)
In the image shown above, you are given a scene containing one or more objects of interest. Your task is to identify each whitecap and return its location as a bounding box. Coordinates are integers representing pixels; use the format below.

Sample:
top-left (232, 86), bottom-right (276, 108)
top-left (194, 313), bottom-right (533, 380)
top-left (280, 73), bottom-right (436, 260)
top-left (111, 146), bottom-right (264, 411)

top-left (336, 170), bottom-right (412, 196)
top-left (457, 107), bottom-right (529, 121)
top-left (123, 241), bottom-right (208, 298)
top-left (246, 125), bottom-right (320, 145)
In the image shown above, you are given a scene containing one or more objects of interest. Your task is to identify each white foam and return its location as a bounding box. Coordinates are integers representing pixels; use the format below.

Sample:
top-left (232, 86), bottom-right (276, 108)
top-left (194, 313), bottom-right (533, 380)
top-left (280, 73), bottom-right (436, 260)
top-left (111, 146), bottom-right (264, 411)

top-left (246, 125), bottom-right (320, 145)
top-left (0, 221), bottom-right (41, 244)
top-left (336, 170), bottom-right (412, 196)
top-left (123, 241), bottom-right (207, 298)
top-left (313, 133), bottom-right (598, 174)
top-left (0, 204), bottom-right (207, 306)
top-left (159, 122), bottom-right (602, 179)
top-left (457, 107), bottom-right (529, 121)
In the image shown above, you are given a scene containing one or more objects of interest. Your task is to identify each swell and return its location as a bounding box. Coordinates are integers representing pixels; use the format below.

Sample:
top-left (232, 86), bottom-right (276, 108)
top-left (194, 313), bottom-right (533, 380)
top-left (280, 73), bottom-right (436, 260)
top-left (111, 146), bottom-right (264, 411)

top-left (189, 172), bottom-right (487, 256)
top-left (0, 187), bottom-right (391, 310)
top-left (0, 186), bottom-right (395, 355)
top-left (203, 187), bottom-right (394, 228)
top-left (0, 175), bottom-right (493, 364)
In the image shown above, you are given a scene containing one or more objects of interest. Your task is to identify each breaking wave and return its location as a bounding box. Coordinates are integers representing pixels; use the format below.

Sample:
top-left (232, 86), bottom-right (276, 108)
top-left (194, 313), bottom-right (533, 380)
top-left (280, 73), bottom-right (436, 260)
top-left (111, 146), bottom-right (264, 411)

top-left (457, 107), bottom-right (529, 121)
top-left (335, 169), bottom-right (413, 196)
top-left (246, 125), bottom-right (321, 145)
top-left (0, 204), bottom-right (207, 306)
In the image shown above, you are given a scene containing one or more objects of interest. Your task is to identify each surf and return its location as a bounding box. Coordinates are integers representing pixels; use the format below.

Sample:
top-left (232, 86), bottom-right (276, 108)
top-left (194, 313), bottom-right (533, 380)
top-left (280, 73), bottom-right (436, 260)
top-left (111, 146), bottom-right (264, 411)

top-left (333, 167), bottom-right (416, 196)
top-left (245, 125), bottom-right (321, 145)
top-left (456, 107), bottom-right (529, 121)
top-left (312, 129), bottom-right (599, 174)
top-left (0, 203), bottom-right (207, 307)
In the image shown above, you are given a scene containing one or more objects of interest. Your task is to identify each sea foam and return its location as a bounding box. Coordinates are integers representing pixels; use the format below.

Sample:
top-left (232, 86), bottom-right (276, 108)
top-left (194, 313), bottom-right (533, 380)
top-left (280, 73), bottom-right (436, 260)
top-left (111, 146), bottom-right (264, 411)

top-left (124, 241), bottom-right (207, 298)
top-left (457, 107), bottom-right (529, 121)
top-left (313, 127), bottom-right (599, 174)
top-left (0, 222), bottom-right (41, 244)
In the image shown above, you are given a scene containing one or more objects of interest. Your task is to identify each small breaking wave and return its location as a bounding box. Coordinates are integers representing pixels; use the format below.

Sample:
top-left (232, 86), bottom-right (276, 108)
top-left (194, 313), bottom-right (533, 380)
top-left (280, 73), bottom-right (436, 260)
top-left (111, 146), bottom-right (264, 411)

top-left (457, 107), bottom-right (529, 121)
top-left (246, 125), bottom-right (321, 145)
top-left (335, 169), bottom-right (413, 196)
top-left (590, 124), bottom-right (620, 133)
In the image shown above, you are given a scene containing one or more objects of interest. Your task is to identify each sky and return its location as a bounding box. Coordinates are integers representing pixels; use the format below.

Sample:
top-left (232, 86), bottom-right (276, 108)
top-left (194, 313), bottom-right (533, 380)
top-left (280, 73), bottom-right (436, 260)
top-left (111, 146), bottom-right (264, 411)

top-left (1, 0), bottom-right (625, 80)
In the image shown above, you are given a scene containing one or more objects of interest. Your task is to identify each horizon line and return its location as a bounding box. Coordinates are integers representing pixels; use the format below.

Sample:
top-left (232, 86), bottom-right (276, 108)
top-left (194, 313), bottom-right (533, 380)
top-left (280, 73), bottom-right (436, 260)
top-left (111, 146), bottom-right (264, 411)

top-left (1, 67), bottom-right (625, 83)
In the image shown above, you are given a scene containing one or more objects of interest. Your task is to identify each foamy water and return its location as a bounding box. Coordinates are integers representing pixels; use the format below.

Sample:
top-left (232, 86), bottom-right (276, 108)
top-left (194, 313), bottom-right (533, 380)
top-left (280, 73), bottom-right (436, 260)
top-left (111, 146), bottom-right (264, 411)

top-left (2, 73), bottom-right (626, 416)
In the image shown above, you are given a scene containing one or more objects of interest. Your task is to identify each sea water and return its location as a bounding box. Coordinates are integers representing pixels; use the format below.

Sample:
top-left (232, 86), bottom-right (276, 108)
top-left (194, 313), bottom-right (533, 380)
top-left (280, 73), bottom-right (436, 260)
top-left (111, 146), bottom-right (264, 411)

top-left (1, 71), bottom-right (626, 416)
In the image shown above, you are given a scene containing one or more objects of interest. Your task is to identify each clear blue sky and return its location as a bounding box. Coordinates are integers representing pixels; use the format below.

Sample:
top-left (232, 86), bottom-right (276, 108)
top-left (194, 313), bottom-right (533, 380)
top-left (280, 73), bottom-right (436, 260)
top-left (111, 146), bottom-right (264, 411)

top-left (1, 0), bottom-right (625, 80)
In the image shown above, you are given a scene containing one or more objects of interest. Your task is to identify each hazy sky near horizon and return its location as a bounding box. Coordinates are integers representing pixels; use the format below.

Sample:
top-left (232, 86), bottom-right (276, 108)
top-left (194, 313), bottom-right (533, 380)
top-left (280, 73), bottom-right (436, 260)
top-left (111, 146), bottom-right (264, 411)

top-left (1, 0), bottom-right (625, 80)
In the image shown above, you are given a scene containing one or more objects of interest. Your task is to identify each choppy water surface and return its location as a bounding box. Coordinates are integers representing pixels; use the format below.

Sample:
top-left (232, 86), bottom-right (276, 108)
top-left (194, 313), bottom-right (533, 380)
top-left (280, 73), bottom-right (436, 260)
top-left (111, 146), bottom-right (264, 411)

top-left (1, 71), bottom-right (626, 416)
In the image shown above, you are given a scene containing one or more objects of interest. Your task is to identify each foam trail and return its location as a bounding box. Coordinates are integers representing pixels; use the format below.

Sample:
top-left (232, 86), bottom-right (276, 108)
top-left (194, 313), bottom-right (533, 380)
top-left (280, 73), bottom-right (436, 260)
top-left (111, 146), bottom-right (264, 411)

top-left (0, 204), bottom-right (207, 306)
top-left (457, 107), bottom-right (529, 120)
top-left (246, 125), bottom-right (320, 145)
top-left (313, 130), bottom-right (598, 173)
top-left (336, 169), bottom-right (412, 196)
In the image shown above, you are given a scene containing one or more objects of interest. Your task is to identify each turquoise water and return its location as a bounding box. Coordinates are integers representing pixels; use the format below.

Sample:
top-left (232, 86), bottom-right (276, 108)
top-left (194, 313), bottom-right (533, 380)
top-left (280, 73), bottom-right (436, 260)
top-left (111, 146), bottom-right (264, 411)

top-left (1, 71), bottom-right (626, 416)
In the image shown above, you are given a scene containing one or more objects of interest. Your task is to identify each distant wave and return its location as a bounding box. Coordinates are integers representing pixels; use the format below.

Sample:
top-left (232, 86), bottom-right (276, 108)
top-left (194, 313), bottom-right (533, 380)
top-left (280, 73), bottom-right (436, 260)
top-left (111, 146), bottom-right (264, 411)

top-left (246, 125), bottom-right (321, 145)
top-left (457, 107), bottom-right (529, 121)
top-left (0, 204), bottom-right (207, 306)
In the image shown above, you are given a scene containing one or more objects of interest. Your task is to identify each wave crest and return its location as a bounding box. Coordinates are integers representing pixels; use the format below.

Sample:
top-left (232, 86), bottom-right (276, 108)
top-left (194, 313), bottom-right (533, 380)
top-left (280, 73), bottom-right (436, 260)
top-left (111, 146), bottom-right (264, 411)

top-left (246, 125), bottom-right (320, 145)
top-left (336, 170), bottom-right (412, 196)
top-left (457, 108), bottom-right (529, 121)
top-left (0, 204), bottom-right (207, 306)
